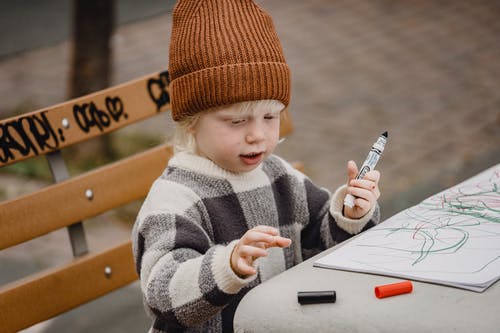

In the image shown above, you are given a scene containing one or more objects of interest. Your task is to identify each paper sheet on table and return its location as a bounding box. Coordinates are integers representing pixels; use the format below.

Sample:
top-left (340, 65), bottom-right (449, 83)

top-left (314, 164), bottom-right (500, 292)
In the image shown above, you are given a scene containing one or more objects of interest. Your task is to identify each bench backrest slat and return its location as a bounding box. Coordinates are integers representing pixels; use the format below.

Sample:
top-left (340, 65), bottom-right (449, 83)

top-left (0, 242), bottom-right (137, 332)
top-left (0, 71), bottom-right (170, 167)
top-left (0, 144), bottom-right (173, 250)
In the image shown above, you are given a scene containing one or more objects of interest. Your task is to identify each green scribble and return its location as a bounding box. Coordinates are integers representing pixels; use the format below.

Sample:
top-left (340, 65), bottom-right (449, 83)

top-left (368, 173), bottom-right (500, 268)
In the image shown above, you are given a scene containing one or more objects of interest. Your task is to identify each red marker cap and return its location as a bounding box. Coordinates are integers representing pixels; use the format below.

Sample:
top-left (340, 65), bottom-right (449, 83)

top-left (374, 280), bottom-right (413, 299)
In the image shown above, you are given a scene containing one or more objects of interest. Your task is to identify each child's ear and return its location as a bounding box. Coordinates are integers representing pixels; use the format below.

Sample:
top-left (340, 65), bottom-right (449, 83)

top-left (186, 125), bottom-right (196, 135)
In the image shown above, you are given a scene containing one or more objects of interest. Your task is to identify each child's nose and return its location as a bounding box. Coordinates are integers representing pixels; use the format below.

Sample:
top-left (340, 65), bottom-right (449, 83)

top-left (245, 123), bottom-right (265, 143)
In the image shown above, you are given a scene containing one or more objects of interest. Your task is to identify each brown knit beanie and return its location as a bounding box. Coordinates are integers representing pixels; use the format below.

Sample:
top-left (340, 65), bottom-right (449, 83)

top-left (168, 0), bottom-right (291, 121)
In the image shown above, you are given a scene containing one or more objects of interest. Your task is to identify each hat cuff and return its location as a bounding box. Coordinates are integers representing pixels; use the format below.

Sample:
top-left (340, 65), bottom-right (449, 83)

top-left (170, 62), bottom-right (290, 121)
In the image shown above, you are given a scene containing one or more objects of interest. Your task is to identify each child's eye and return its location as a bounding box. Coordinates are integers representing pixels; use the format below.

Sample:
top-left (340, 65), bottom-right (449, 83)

top-left (264, 114), bottom-right (278, 120)
top-left (230, 118), bottom-right (246, 125)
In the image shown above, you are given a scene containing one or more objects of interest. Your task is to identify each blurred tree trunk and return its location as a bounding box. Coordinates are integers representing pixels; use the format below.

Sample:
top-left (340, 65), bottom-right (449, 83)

top-left (69, 0), bottom-right (115, 164)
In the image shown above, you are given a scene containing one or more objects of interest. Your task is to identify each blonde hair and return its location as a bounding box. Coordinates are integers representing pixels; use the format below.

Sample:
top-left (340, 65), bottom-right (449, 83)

top-left (173, 99), bottom-right (285, 154)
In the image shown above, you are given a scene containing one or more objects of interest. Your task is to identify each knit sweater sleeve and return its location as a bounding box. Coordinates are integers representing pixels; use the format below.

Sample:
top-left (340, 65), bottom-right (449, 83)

top-left (275, 157), bottom-right (381, 260)
top-left (131, 177), bottom-right (255, 330)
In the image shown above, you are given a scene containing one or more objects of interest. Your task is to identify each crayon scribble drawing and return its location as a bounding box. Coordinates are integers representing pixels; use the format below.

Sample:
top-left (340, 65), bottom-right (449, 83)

top-left (315, 164), bottom-right (500, 292)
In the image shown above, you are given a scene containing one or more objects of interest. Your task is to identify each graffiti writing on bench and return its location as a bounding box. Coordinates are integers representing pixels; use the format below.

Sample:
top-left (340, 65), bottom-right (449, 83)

top-left (147, 71), bottom-right (170, 112)
top-left (1, 72), bottom-right (170, 164)
top-left (0, 111), bottom-right (60, 163)
top-left (73, 96), bottom-right (127, 133)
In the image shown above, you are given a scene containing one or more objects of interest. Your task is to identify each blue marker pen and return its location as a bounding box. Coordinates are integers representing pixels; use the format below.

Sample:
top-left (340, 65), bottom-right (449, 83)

top-left (344, 131), bottom-right (388, 208)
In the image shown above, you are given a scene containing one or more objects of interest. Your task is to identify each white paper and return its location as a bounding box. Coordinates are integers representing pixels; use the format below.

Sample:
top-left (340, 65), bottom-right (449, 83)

top-left (315, 164), bottom-right (500, 292)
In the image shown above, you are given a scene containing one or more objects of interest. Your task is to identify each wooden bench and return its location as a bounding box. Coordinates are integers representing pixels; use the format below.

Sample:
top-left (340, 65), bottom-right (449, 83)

top-left (0, 70), bottom-right (295, 332)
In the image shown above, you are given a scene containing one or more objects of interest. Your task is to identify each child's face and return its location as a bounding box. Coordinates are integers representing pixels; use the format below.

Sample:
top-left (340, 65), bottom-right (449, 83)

top-left (190, 104), bottom-right (281, 173)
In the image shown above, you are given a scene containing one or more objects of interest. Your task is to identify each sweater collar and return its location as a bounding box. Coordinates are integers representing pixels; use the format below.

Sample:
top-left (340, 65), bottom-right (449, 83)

top-left (169, 152), bottom-right (265, 180)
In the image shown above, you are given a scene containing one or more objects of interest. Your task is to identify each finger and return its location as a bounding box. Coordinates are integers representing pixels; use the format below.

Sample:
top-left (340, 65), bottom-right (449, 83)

top-left (254, 235), bottom-right (291, 249)
top-left (241, 231), bottom-right (275, 245)
top-left (252, 225), bottom-right (279, 235)
top-left (255, 241), bottom-right (267, 249)
top-left (353, 197), bottom-right (371, 211)
top-left (237, 244), bottom-right (268, 259)
top-left (347, 160), bottom-right (358, 182)
top-left (350, 178), bottom-right (376, 190)
top-left (372, 183), bottom-right (381, 199)
top-left (363, 170), bottom-right (380, 183)
top-left (236, 258), bottom-right (257, 275)
top-left (268, 236), bottom-right (292, 248)
top-left (350, 177), bottom-right (381, 201)
top-left (347, 186), bottom-right (375, 202)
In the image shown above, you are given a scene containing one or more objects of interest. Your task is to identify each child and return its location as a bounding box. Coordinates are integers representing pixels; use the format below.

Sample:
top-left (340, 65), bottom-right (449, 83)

top-left (132, 1), bottom-right (381, 332)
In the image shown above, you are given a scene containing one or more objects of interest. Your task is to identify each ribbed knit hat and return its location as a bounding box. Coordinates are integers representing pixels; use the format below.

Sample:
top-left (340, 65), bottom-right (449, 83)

top-left (168, 0), bottom-right (291, 121)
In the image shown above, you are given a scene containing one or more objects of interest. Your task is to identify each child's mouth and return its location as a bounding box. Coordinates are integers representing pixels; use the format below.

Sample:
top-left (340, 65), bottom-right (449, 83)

top-left (240, 152), bottom-right (264, 165)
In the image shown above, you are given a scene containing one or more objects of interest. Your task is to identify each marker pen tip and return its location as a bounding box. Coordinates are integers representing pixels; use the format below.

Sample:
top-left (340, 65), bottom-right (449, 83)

top-left (382, 131), bottom-right (388, 138)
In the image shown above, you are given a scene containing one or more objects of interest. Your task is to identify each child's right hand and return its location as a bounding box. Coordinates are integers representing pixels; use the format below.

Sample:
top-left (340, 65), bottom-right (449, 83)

top-left (230, 225), bottom-right (291, 277)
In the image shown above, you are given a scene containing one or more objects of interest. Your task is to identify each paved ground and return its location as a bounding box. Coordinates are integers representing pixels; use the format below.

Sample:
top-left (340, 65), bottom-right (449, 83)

top-left (1, 1), bottom-right (499, 332)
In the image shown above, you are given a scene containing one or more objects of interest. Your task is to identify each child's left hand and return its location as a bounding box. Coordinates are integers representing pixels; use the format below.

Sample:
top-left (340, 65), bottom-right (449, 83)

top-left (343, 160), bottom-right (381, 219)
top-left (230, 226), bottom-right (291, 277)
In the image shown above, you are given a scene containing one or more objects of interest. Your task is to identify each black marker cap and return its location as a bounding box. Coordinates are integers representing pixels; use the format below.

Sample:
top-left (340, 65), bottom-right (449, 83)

top-left (297, 290), bottom-right (336, 305)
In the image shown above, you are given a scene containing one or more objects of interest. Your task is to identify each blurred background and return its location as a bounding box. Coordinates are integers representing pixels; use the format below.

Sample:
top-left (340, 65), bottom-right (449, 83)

top-left (1, 0), bottom-right (499, 331)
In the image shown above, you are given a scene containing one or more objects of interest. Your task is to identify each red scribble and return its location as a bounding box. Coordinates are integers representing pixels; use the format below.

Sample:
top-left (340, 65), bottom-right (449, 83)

top-left (413, 223), bottom-right (424, 239)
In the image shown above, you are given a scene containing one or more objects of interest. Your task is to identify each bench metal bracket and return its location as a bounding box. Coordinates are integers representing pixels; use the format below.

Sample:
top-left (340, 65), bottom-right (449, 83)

top-left (47, 150), bottom-right (89, 257)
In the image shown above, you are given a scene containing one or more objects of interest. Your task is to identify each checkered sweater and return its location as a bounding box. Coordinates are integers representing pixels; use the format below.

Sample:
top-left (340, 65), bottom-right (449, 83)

top-left (132, 152), bottom-right (380, 333)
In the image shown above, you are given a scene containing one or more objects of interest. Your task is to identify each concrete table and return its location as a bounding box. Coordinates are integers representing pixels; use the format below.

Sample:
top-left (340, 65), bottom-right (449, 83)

top-left (234, 244), bottom-right (500, 332)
